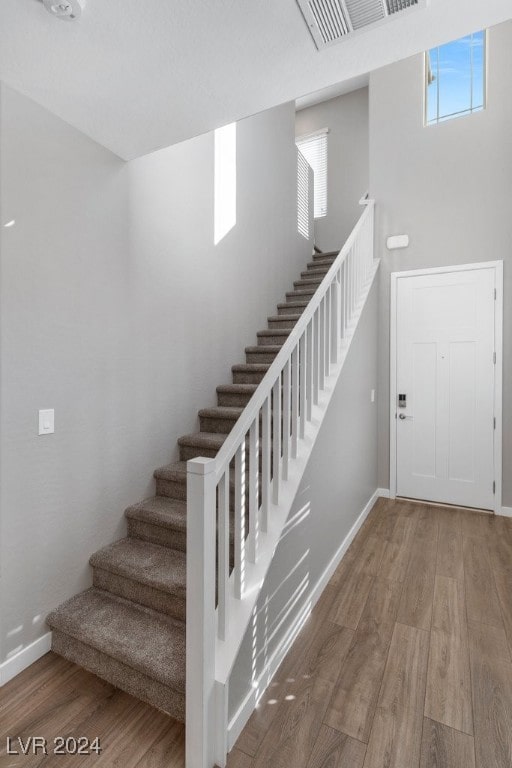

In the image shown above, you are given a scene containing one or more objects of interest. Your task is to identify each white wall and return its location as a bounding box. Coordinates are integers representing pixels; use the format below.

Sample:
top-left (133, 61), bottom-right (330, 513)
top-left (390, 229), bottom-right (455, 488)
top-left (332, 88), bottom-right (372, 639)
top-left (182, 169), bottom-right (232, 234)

top-left (295, 88), bottom-right (369, 251)
top-left (369, 20), bottom-right (512, 506)
top-left (228, 278), bottom-right (379, 721)
top-left (0, 85), bottom-right (312, 666)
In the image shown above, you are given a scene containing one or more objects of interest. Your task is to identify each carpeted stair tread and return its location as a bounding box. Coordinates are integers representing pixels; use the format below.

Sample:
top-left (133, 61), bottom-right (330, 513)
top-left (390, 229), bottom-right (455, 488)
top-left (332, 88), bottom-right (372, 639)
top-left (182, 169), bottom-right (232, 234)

top-left (307, 260), bottom-right (334, 269)
top-left (267, 314), bottom-right (301, 322)
top-left (313, 250), bottom-right (338, 259)
top-left (232, 363), bottom-right (270, 373)
top-left (277, 300), bottom-right (308, 310)
top-left (178, 431), bottom-right (227, 451)
top-left (125, 496), bottom-right (187, 532)
top-left (257, 329), bottom-right (290, 338)
top-left (198, 406), bottom-right (244, 420)
top-left (217, 383), bottom-right (258, 396)
top-left (294, 277), bottom-right (323, 287)
top-left (90, 539), bottom-right (186, 599)
top-left (286, 288), bottom-right (315, 298)
top-left (245, 344), bottom-right (282, 352)
top-left (47, 588), bottom-right (185, 692)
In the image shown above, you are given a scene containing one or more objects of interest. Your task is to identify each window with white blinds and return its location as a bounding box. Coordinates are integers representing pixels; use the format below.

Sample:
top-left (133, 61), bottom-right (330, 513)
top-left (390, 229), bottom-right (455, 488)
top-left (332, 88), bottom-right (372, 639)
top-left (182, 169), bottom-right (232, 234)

top-left (295, 129), bottom-right (328, 218)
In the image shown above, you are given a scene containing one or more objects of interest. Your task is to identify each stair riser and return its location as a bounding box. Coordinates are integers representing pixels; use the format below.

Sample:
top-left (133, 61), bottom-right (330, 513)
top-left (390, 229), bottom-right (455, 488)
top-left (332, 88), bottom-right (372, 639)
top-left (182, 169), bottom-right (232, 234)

top-left (286, 290), bottom-right (314, 301)
top-left (232, 370), bottom-right (267, 384)
top-left (302, 269), bottom-right (329, 278)
top-left (180, 443), bottom-right (218, 462)
top-left (307, 259), bottom-right (335, 269)
top-left (267, 317), bottom-right (298, 329)
top-left (179, 441), bottom-right (273, 468)
top-left (257, 334), bottom-right (288, 347)
top-left (294, 279), bottom-right (322, 289)
top-left (200, 415), bottom-right (239, 434)
top-left (52, 631), bottom-right (185, 721)
top-left (92, 568), bottom-right (186, 622)
top-left (156, 476), bottom-right (255, 511)
top-left (277, 303), bottom-right (307, 316)
top-left (313, 252), bottom-right (337, 262)
top-left (217, 390), bottom-right (254, 407)
top-left (127, 518), bottom-right (187, 552)
top-left (246, 349), bottom-right (279, 364)
top-left (155, 476), bottom-right (187, 500)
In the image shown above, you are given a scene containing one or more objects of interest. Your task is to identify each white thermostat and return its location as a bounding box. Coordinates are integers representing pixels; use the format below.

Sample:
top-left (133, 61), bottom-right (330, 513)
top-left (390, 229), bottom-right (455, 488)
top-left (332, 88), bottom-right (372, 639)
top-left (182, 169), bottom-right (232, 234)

top-left (386, 234), bottom-right (409, 250)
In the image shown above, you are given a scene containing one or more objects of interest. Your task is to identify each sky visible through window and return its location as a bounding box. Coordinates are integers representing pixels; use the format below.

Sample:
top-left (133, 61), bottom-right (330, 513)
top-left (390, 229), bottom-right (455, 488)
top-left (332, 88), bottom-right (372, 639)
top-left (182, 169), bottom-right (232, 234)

top-left (426, 31), bottom-right (485, 125)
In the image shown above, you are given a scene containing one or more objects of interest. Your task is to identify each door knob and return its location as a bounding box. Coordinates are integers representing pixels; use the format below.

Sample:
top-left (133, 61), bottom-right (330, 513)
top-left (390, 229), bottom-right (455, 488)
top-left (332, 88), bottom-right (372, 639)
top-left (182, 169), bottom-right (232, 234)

top-left (398, 413), bottom-right (413, 420)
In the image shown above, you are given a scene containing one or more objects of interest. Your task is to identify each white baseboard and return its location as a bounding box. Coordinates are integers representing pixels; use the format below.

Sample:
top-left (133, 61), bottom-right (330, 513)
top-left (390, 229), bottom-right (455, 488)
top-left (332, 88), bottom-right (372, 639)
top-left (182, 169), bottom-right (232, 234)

top-left (227, 488), bottom-right (380, 751)
top-left (378, 487), bottom-right (512, 518)
top-left (0, 632), bottom-right (52, 687)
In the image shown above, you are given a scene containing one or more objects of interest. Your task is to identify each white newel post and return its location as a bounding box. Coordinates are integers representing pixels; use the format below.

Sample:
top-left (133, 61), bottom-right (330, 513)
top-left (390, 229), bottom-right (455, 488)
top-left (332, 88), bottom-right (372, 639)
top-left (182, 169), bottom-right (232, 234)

top-left (186, 457), bottom-right (217, 768)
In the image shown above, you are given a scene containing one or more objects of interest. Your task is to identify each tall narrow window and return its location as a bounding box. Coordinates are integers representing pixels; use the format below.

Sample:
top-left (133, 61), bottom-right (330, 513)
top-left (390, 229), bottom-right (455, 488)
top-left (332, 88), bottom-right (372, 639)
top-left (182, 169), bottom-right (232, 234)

top-left (214, 122), bottom-right (237, 245)
top-left (297, 149), bottom-right (310, 240)
top-left (296, 129), bottom-right (328, 218)
top-left (426, 30), bottom-right (486, 125)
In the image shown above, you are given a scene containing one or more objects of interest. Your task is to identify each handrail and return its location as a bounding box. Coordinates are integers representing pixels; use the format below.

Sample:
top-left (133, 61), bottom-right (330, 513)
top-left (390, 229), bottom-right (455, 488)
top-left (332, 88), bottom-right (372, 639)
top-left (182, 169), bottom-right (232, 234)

top-left (211, 199), bottom-right (375, 479)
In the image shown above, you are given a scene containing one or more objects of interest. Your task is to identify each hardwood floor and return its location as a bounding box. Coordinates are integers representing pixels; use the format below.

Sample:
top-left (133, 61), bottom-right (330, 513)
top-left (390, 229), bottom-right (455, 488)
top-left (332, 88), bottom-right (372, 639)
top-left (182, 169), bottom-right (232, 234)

top-left (233, 498), bottom-right (512, 768)
top-left (2, 498), bottom-right (512, 768)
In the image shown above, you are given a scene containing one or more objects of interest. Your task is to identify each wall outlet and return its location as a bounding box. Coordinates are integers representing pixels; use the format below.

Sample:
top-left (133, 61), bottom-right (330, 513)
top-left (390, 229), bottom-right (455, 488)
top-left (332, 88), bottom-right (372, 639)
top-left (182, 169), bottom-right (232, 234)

top-left (39, 409), bottom-right (55, 435)
top-left (371, 389), bottom-right (376, 403)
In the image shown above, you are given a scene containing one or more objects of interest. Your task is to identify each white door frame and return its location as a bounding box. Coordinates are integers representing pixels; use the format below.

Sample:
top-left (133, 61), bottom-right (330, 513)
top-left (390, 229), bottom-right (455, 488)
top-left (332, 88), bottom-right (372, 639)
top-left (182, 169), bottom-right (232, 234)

top-left (389, 261), bottom-right (503, 514)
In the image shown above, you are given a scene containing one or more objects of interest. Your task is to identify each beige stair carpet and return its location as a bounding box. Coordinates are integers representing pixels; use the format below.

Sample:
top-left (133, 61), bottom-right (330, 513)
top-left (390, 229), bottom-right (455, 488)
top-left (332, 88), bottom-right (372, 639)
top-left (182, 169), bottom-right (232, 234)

top-left (47, 250), bottom-right (339, 719)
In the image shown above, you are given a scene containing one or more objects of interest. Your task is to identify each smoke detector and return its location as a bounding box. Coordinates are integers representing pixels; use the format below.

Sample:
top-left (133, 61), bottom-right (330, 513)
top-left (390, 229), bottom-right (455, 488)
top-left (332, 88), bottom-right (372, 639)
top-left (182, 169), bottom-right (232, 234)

top-left (43, 0), bottom-right (85, 21)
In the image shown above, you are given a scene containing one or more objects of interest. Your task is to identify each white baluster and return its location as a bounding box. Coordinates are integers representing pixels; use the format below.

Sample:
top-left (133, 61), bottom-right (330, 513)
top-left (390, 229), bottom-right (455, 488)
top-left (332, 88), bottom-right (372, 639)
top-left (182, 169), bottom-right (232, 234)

top-left (217, 470), bottom-right (229, 641)
top-left (261, 397), bottom-right (271, 533)
top-left (319, 298), bottom-right (325, 391)
top-left (272, 377), bottom-right (281, 505)
top-left (247, 419), bottom-right (259, 563)
top-left (325, 287), bottom-right (331, 377)
top-left (313, 308), bottom-right (320, 405)
top-left (330, 279), bottom-right (339, 365)
top-left (234, 443), bottom-right (246, 599)
top-left (291, 346), bottom-right (299, 459)
top-left (306, 320), bottom-right (313, 421)
top-left (282, 360), bottom-right (290, 481)
top-left (299, 333), bottom-right (306, 439)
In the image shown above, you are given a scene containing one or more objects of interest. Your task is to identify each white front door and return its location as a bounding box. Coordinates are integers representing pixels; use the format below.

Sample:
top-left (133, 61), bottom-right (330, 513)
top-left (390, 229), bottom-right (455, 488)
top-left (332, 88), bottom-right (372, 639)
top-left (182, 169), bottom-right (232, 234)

top-left (394, 266), bottom-right (497, 510)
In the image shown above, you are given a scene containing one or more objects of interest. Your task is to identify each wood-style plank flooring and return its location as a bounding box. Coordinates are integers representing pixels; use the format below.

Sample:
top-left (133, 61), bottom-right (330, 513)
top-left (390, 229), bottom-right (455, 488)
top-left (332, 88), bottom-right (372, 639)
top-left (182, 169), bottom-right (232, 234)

top-left (2, 498), bottom-right (512, 768)
top-left (232, 498), bottom-right (512, 768)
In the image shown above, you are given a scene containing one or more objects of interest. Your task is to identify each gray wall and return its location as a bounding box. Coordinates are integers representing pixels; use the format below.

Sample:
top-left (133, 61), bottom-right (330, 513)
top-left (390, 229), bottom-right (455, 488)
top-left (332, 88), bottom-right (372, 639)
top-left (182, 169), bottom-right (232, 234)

top-left (370, 20), bottom-right (512, 505)
top-left (0, 85), bottom-right (312, 665)
top-left (295, 88), bottom-right (369, 252)
top-left (228, 277), bottom-right (379, 720)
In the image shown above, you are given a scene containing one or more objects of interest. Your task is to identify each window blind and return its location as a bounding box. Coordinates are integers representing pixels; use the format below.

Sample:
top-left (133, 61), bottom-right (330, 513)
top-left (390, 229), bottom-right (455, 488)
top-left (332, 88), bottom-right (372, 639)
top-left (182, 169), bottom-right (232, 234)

top-left (295, 129), bottom-right (328, 218)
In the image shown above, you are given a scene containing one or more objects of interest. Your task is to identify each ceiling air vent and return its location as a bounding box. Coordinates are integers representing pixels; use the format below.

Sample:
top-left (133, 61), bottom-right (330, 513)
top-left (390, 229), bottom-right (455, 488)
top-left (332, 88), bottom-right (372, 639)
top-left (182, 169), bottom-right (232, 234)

top-left (297, 0), bottom-right (425, 50)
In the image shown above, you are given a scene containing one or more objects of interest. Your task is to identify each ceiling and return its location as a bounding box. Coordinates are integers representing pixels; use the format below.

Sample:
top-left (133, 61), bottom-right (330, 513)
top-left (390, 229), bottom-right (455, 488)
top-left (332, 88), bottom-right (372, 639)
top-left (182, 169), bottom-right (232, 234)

top-left (0, 0), bottom-right (510, 160)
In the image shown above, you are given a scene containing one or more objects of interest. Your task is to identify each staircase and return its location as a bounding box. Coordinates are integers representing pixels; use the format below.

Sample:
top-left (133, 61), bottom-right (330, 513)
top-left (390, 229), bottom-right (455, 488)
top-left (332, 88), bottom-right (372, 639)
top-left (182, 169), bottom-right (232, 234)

top-left (46, 249), bottom-right (343, 723)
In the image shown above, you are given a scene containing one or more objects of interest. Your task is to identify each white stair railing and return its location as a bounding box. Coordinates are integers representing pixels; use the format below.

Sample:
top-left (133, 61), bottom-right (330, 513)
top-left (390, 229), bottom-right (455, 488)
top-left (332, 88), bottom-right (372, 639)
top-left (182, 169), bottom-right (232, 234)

top-left (186, 199), bottom-right (377, 768)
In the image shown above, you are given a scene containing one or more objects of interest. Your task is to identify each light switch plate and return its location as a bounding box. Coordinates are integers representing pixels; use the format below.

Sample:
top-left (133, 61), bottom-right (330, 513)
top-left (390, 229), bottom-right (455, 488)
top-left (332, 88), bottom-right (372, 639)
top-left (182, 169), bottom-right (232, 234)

top-left (371, 389), bottom-right (376, 403)
top-left (39, 409), bottom-right (55, 435)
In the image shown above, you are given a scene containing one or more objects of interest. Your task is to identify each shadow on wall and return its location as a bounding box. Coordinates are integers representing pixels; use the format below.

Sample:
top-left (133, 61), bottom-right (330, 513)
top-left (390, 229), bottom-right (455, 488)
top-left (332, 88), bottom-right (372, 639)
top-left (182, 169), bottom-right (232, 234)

top-left (247, 494), bottom-right (313, 702)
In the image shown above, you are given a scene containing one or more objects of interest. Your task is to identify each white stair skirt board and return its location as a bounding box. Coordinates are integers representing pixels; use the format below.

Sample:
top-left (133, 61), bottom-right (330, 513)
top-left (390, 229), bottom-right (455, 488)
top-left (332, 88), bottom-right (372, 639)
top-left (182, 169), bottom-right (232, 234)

top-left (0, 632), bottom-right (52, 686)
top-left (226, 488), bottom-right (381, 751)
